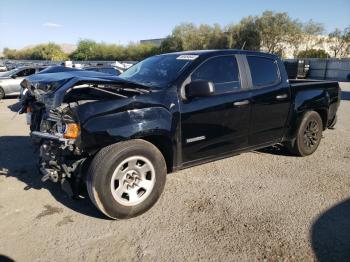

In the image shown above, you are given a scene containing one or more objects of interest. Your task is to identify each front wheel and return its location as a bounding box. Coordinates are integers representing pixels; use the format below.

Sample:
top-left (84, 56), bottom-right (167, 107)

top-left (86, 139), bottom-right (167, 219)
top-left (285, 111), bottom-right (323, 156)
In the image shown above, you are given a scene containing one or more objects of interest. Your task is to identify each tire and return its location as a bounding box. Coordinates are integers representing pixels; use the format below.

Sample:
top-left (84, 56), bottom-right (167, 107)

top-left (0, 87), bottom-right (5, 100)
top-left (86, 139), bottom-right (167, 219)
top-left (285, 111), bottom-right (323, 156)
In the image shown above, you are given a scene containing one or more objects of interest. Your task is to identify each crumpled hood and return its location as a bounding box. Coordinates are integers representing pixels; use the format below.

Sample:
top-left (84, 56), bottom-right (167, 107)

top-left (24, 70), bottom-right (148, 97)
top-left (23, 70), bottom-right (153, 111)
top-left (23, 70), bottom-right (122, 93)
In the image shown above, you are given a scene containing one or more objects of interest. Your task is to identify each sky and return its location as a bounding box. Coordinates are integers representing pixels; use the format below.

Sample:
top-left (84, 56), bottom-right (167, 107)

top-left (0, 0), bottom-right (349, 51)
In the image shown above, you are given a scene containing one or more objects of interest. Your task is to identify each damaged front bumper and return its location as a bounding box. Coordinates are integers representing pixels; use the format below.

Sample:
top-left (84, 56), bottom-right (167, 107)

top-left (31, 131), bottom-right (86, 196)
top-left (32, 130), bottom-right (69, 142)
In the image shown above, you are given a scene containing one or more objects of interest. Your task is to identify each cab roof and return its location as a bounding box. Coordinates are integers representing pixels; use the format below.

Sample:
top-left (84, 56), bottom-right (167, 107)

top-left (160, 49), bottom-right (279, 59)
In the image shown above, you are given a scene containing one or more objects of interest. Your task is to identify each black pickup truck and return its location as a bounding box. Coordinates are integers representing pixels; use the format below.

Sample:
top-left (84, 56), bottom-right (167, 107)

top-left (21, 50), bottom-right (340, 219)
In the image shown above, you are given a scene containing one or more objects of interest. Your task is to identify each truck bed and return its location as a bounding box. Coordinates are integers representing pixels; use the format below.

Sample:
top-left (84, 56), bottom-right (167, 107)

top-left (289, 79), bottom-right (339, 88)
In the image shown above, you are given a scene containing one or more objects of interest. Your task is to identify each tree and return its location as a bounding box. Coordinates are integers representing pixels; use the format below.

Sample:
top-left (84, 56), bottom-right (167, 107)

top-left (159, 36), bottom-right (183, 53)
top-left (301, 20), bottom-right (325, 50)
top-left (3, 43), bottom-right (68, 60)
top-left (328, 26), bottom-right (350, 58)
top-left (209, 24), bottom-right (228, 49)
top-left (32, 43), bottom-right (68, 60)
top-left (172, 23), bottom-right (204, 50)
top-left (296, 49), bottom-right (329, 58)
top-left (69, 39), bottom-right (160, 61)
top-left (160, 23), bottom-right (227, 52)
top-left (3, 48), bottom-right (18, 59)
top-left (255, 11), bottom-right (302, 55)
top-left (70, 39), bottom-right (98, 60)
top-left (226, 16), bottom-right (260, 51)
top-left (125, 43), bottom-right (159, 60)
top-left (3, 13), bottom-right (348, 61)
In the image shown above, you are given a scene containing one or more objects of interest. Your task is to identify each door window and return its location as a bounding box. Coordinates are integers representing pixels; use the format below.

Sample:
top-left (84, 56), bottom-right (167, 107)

top-left (16, 69), bottom-right (27, 77)
top-left (24, 68), bottom-right (36, 76)
top-left (16, 68), bottom-right (36, 77)
top-left (191, 56), bottom-right (240, 94)
top-left (247, 56), bottom-right (280, 87)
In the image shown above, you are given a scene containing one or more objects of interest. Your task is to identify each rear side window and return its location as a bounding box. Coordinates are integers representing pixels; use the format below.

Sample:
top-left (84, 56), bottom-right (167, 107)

top-left (247, 56), bottom-right (280, 87)
top-left (191, 56), bottom-right (240, 94)
top-left (26, 68), bottom-right (36, 76)
top-left (16, 69), bottom-right (27, 77)
top-left (18, 68), bottom-right (36, 77)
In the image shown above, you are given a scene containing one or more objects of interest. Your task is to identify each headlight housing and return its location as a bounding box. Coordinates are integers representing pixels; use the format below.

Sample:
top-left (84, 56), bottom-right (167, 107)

top-left (63, 123), bottom-right (80, 139)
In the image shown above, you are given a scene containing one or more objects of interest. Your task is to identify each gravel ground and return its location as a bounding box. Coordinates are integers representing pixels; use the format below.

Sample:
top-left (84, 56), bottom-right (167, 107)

top-left (0, 83), bottom-right (349, 262)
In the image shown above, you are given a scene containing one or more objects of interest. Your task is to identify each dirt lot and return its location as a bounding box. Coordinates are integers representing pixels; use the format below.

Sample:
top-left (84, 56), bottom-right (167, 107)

top-left (0, 83), bottom-right (349, 262)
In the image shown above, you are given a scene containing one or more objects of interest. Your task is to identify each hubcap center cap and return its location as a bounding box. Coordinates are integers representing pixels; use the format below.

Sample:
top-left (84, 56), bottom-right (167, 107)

top-left (125, 170), bottom-right (138, 186)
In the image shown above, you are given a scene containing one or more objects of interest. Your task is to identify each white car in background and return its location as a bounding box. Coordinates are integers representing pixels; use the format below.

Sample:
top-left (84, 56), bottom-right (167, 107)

top-left (0, 64), bottom-right (7, 72)
top-left (0, 66), bottom-right (45, 99)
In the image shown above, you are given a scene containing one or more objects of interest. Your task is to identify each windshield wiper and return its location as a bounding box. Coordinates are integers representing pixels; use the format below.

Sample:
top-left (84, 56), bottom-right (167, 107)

top-left (120, 87), bottom-right (150, 94)
top-left (92, 86), bottom-right (128, 98)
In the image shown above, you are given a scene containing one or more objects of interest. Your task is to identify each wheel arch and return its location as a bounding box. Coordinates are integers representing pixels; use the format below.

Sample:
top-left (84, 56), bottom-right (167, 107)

top-left (288, 108), bottom-right (327, 140)
top-left (140, 135), bottom-right (174, 173)
top-left (314, 108), bottom-right (328, 130)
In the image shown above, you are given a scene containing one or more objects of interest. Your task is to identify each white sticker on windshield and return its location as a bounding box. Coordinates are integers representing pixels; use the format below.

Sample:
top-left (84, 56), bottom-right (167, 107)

top-left (176, 55), bottom-right (199, 60)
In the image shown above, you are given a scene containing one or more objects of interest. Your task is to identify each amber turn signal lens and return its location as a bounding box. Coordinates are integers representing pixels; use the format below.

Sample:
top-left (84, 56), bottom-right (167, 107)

top-left (64, 123), bottom-right (80, 139)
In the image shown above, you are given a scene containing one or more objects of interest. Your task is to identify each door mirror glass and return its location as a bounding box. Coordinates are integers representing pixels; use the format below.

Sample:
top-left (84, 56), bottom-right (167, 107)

top-left (11, 74), bottom-right (17, 79)
top-left (185, 80), bottom-right (215, 99)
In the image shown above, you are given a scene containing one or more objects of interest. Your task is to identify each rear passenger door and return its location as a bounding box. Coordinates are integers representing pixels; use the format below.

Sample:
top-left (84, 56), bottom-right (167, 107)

top-left (245, 56), bottom-right (291, 146)
top-left (180, 55), bottom-right (251, 163)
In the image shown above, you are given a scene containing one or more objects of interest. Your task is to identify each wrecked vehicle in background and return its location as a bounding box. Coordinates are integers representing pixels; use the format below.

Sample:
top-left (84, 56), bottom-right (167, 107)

top-left (20, 50), bottom-right (340, 219)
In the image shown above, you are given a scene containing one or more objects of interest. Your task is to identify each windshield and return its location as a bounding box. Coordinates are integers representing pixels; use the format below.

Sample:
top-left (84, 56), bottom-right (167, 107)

top-left (0, 68), bottom-right (18, 77)
top-left (119, 54), bottom-right (193, 88)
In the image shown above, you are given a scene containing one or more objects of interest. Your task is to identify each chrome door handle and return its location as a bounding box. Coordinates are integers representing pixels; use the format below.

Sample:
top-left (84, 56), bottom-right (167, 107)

top-left (233, 100), bottom-right (250, 106)
top-left (276, 94), bottom-right (288, 100)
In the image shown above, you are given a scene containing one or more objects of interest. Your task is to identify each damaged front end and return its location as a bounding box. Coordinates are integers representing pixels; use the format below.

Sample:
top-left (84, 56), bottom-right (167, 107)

top-left (24, 72), bottom-right (153, 197)
top-left (32, 107), bottom-right (87, 196)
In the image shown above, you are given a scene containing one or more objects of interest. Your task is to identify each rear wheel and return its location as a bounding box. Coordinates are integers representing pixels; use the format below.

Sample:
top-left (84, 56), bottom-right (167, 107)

top-left (0, 87), bottom-right (5, 100)
top-left (86, 139), bottom-right (167, 219)
top-left (285, 111), bottom-right (323, 156)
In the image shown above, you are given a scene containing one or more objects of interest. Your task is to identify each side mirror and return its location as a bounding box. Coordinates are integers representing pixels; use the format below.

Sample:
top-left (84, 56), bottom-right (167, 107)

top-left (185, 80), bottom-right (215, 99)
top-left (11, 74), bottom-right (17, 79)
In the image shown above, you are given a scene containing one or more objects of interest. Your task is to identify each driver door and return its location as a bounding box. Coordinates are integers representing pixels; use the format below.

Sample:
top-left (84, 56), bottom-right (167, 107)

top-left (180, 55), bottom-right (251, 164)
